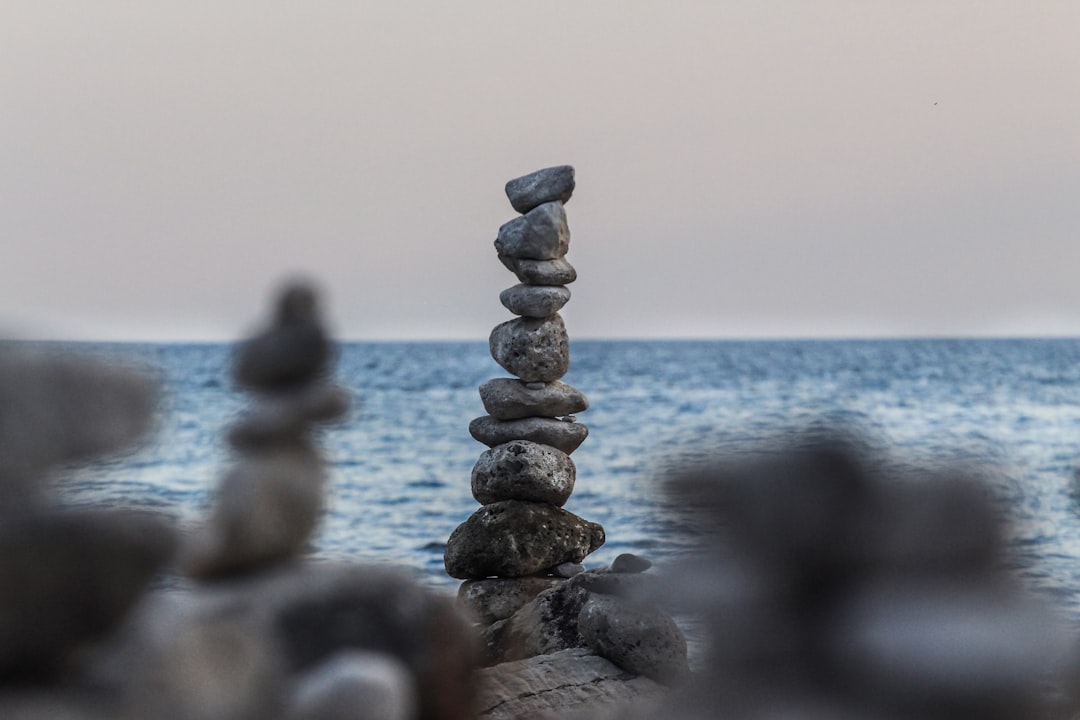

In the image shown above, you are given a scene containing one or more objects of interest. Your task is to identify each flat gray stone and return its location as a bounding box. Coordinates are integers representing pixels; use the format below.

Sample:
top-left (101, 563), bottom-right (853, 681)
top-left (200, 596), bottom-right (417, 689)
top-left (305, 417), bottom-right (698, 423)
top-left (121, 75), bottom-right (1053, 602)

top-left (472, 440), bottom-right (576, 506)
top-left (504, 165), bottom-right (576, 214)
top-left (444, 501), bottom-right (605, 579)
top-left (578, 595), bottom-right (689, 685)
top-left (479, 379), bottom-right (588, 421)
top-left (489, 315), bottom-right (570, 383)
top-left (498, 255), bottom-right (578, 286)
top-left (499, 284), bottom-right (571, 318)
top-left (457, 577), bottom-right (564, 626)
top-left (469, 416), bottom-right (588, 455)
top-left (494, 202), bottom-right (569, 261)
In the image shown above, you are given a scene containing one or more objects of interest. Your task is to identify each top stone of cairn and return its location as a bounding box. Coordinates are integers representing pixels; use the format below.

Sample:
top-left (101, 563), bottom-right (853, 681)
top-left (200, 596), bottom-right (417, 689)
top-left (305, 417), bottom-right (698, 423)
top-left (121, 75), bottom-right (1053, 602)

top-left (505, 165), bottom-right (575, 214)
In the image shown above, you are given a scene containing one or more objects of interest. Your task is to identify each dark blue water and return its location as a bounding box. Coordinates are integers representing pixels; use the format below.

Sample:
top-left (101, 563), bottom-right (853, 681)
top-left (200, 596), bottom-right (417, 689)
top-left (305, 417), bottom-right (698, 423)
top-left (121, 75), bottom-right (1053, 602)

top-left (53, 339), bottom-right (1080, 615)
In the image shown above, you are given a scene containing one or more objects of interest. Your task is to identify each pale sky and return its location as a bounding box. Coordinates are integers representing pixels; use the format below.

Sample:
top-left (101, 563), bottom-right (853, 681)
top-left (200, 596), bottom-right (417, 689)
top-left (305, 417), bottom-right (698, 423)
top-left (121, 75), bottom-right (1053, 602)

top-left (2, 2), bottom-right (1078, 341)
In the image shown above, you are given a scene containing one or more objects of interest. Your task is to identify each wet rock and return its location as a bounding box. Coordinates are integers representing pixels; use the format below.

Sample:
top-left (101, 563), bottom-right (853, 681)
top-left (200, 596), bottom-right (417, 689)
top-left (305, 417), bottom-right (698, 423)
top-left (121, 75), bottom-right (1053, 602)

top-left (499, 285), bottom-right (571, 319)
top-left (578, 595), bottom-right (689, 685)
top-left (182, 445), bottom-right (325, 581)
top-left (489, 315), bottom-right (569, 383)
top-left (504, 165), bottom-right (575, 214)
top-left (612, 553), bottom-right (653, 574)
top-left (227, 383), bottom-right (351, 450)
top-left (494, 203), bottom-right (569, 261)
top-left (457, 577), bottom-right (563, 626)
top-left (444, 501), bottom-right (605, 579)
top-left (233, 283), bottom-right (331, 391)
top-left (0, 509), bottom-right (176, 679)
top-left (286, 651), bottom-right (419, 720)
top-left (499, 256), bottom-right (578, 286)
top-left (478, 379), bottom-right (588, 421)
top-left (469, 416), bottom-right (588, 455)
top-left (471, 441), bottom-right (576, 506)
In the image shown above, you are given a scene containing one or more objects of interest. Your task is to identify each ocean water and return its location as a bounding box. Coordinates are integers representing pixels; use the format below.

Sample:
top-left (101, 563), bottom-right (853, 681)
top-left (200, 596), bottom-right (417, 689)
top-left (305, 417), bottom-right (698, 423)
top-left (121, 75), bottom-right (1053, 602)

top-left (49, 339), bottom-right (1080, 617)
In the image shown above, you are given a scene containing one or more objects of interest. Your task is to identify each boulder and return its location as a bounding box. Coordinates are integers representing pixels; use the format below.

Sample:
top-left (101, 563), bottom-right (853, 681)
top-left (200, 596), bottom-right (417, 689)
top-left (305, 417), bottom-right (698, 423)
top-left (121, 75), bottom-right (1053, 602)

top-left (444, 501), bottom-right (605, 579)
top-left (489, 315), bottom-right (569, 383)
top-left (457, 577), bottom-right (564, 626)
top-left (498, 256), bottom-right (578, 286)
top-left (485, 581), bottom-right (592, 662)
top-left (504, 166), bottom-right (575, 214)
top-left (499, 284), bottom-right (571, 319)
top-left (494, 203), bottom-right (569, 261)
top-left (478, 379), bottom-right (588, 421)
top-left (475, 649), bottom-right (666, 720)
top-left (578, 595), bottom-right (689, 685)
top-left (471, 441), bottom-right (576, 507)
top-left (469, 416), bottom-right (588, 456)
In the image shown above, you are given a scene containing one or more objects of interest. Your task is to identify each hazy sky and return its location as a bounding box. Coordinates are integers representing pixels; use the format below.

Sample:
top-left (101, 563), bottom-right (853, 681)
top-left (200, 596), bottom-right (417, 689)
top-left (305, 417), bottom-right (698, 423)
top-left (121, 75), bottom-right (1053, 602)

top-left (2, 2), bottom-right (1079, 341)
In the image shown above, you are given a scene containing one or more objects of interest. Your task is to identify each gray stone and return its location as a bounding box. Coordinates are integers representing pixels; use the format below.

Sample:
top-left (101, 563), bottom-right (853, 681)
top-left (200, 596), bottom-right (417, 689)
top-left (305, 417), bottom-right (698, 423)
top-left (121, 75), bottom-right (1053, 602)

top-left (553, 562), bottom-right (585, 578)
top-left (578, 595), bottom-right (689, 685)
top-left (472, 440), bottom-right (576, 506)
top-left (492, 581), bottom-right (592, 661)
top-left (286, 651), bottom-right (419, 720)
top-left (494, 202), bottom-right (569, 261)
top-left (233, 283), bottom-right (332, 391)
top-left (181, 445), bottom-right (326, 581)
top-left (476, 649), bottom-right (666, 720)
top-left (457, 577), bottom-right (563, 626)
top-left (227, 383), bottom-right (351, 450)
top-left (489, 314), bottom-right (569, 383)
top-left (498, 256), bottom-right (578, 286)
top-left (504, 165), bottom-right (576, 214)
top-left (444, 501), bottom-right (605, 579)
top-left (479, 379), bottom-right (588, 421)
top-left (612, 553), bottom-right (653, 574)
top-left (499, 284), bottom-right (571, 319)
top-left (469, 416), bottom-right (588, 455)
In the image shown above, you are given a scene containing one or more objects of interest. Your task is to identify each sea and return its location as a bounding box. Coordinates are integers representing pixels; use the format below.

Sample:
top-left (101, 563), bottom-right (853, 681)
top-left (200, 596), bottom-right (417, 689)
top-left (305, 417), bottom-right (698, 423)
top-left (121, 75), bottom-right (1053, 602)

top-left (48, 338), bottom-right (1080, 621)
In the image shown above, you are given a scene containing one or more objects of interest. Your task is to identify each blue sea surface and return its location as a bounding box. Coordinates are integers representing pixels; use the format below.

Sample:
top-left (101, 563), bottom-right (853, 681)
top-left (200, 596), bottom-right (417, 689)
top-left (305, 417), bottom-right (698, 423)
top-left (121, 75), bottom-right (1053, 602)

top-left (52, 339), bottom-right (1080, 617)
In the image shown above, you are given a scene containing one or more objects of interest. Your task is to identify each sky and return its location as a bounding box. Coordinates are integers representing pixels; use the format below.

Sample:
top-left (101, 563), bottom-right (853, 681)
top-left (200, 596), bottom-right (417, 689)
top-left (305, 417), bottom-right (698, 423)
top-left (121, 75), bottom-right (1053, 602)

top-left (2, 2), bottom-right (1079, 341)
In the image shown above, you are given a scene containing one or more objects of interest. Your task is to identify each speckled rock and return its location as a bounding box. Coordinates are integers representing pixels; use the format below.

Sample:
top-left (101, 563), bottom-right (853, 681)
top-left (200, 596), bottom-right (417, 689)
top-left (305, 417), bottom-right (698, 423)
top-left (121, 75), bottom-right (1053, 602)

top-left (489, 315), bottom-right (569, 383)
top-left (498, 256), bottom-right (578, 286)
top-left (478, 379), bottom-right (588, 421)
top-left (469, 416), bottom-right (588, 456)
top-left (444, 501), bottom-right (605, 579)
top-left (457, 577), bottom-right (564, 626)
top-left (578, 595), bottom-right (689, 685)
top-left (504, 166), bottom-right (576, 214)
top-left (472, 441), bottom-right (576, 506)
top-left (499, 285), bottom-right (571, 319)
top-left (494, 203), bottom-right (569, 261)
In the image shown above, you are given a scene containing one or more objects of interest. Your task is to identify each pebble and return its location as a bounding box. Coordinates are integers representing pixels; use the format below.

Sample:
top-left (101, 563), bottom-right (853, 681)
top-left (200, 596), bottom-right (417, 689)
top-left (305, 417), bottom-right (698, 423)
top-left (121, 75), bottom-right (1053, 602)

top-left (472, 440), bottom-right (576, 507)
top-left (494, 202), bottom-right (570, 261)
top-left (489, 315), bottom-right (570, 383)
top-left (504, 165), bottom-right (575, 214)
top-left (611, 553), bottom-right (653, 574)
top-left (444, 501), bottom-right (605, 579)
top-left (499, 284), bottom-right (571, 318)
top-left (478, 378), bottom-right (588, 421)
top-left (469, 416), bottom-right (589, 455)
top-left (500, 256), bottom-right (578, 286)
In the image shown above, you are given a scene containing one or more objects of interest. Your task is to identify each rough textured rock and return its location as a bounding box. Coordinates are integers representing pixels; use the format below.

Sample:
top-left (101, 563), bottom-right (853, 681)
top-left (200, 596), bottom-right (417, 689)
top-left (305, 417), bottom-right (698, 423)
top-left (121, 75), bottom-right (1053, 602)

top-left (181, 445), bottom-right (326, 580)
top-left (499, 284), bottom-right (571, 319)
top-left (499, 256), bottom-right (578, 286)
top-left (0, 509), bottom-right (176, 680)
top-left (487, 581), bottom-right (592, 662)
top-left (494, 203), bottom-right (570, 261)
top-left (489, 315), bottom-right (570, 383)
top-left (471, 440), bottom-right (576, 506)
top-left (476, 649), bottom-right (666, 720)
top-left (469, 416), bottom-right (588, 455)
top-left (504, 165), bottom-right (576, 214)
top-left (478, 379), bottom-right (588, 421)
top-left (444, 501), bottom-right (605, 579)
top-left (612, 553), bottom-right (653, 574)
top-left (457, 577), bottom-right (563, 626)
top-left (578, 595), bottom-right (689, 684)
top-left (232, 284), bottom-right (331, 391)
top-left (285, 651), bottom-right (419, 720)
top-left (227, 383), bottom-right (350, 449)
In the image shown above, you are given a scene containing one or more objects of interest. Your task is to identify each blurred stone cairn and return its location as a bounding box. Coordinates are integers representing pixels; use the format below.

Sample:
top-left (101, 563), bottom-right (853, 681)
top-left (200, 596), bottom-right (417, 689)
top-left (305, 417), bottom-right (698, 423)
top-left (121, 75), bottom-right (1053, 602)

top-left (643, 433), bottom-right (1080, 720)
top-left (0, 283), bottom-right (479, 720)
top-left (443, 167), bottom-right (690, 718)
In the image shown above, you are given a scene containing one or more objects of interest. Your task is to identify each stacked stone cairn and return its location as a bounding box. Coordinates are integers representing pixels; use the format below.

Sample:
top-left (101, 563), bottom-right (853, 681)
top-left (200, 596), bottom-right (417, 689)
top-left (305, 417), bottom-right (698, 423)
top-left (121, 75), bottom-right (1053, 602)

top-left (444, 168), bottom-right (689, 702)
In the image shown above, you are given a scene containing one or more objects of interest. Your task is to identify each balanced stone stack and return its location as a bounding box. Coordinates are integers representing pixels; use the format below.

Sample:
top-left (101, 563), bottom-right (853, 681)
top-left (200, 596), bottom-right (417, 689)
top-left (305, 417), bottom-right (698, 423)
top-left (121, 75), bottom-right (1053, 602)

top-left (444, 165), bottom-right (605, 589)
